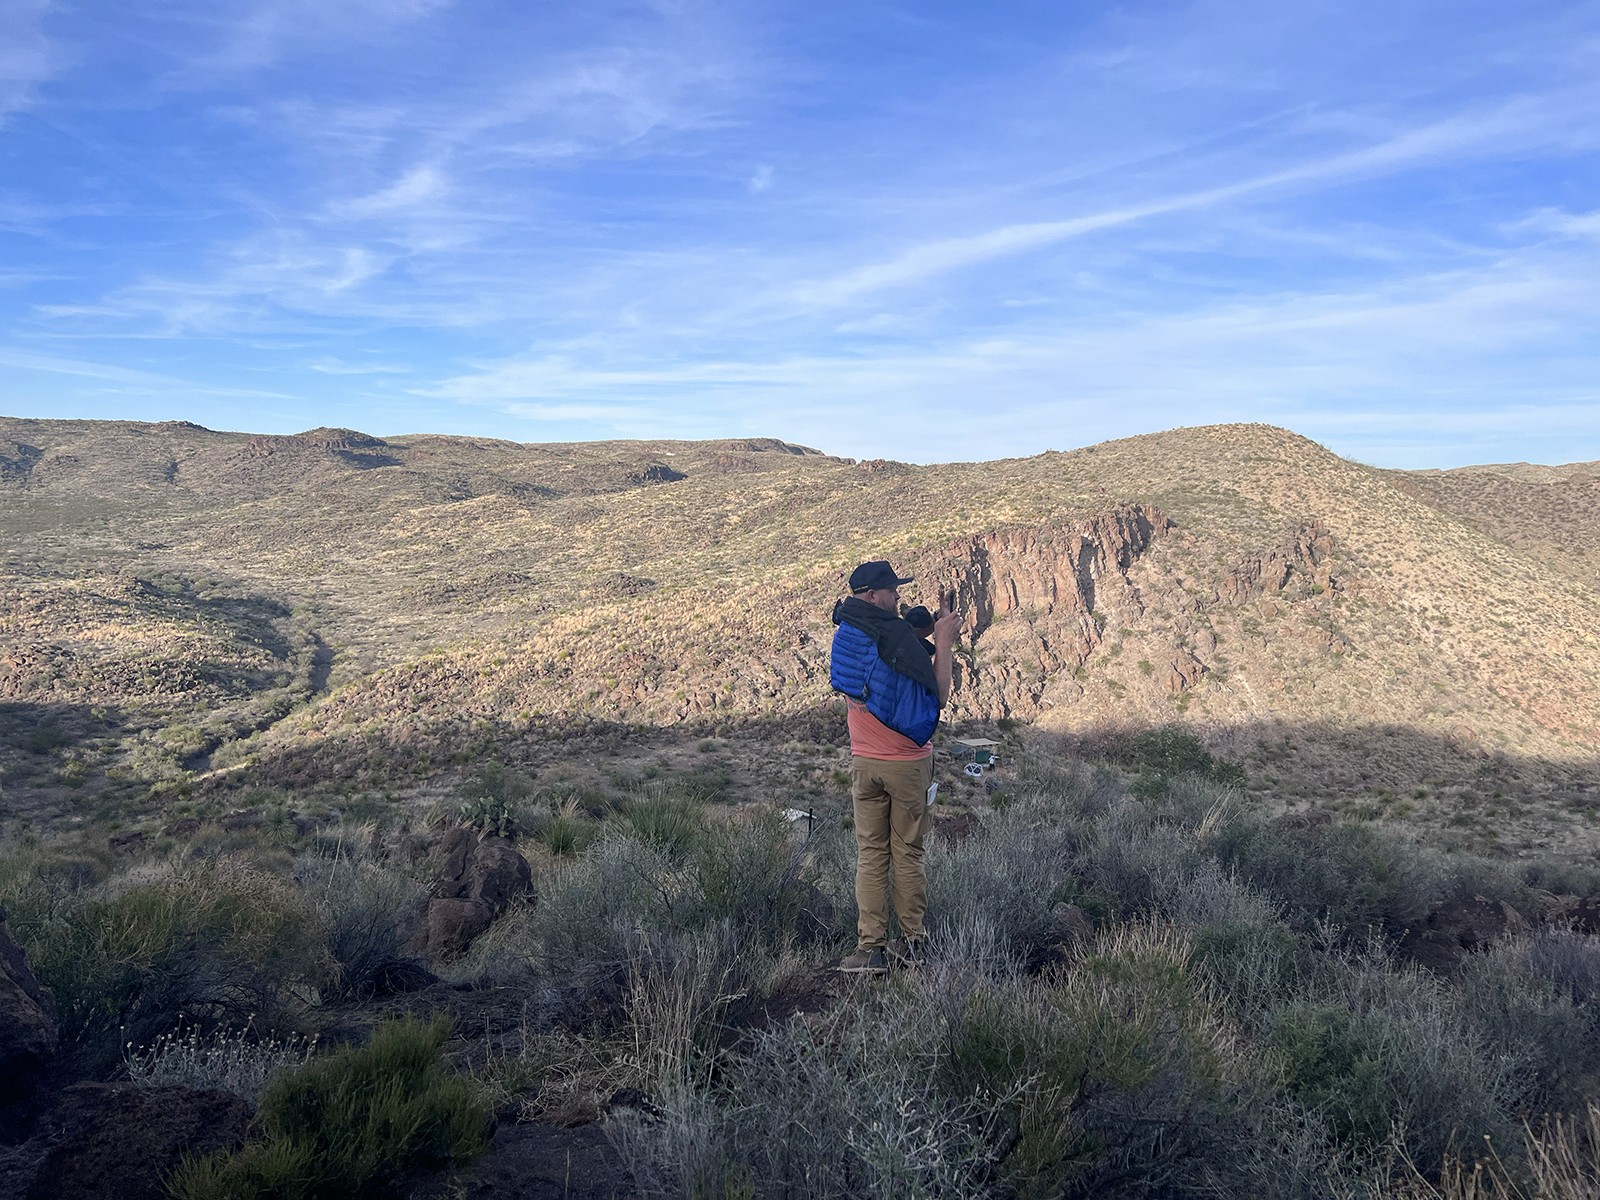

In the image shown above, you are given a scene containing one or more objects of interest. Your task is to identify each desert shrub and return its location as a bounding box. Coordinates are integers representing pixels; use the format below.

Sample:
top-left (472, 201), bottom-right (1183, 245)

top-left (947, 922), bottom-right (1244, 1197)
top-left (125, 1018), bottom-right (316, 1103)
top-left (1266, 948), bottom-right (1517, 1177)
top-left (1194, 917), bottom-right (1314, 1021)
top-left (1515, 926), bottom-right (1600, 1004)
top-left (1458, 934), bottom-right (1600, 1115)
top-left (528, 795), bottom-right (600, 856)
top-left (12, 858), bottom-right (317, 1072)
top-left (617, 920), bottom-right (1247, 1200)
top-left (692, 808), bottom-right (820, 943)
top-left (0, 836), bottom-right (111, 909)
top-left (1217, 821), bottom-right (1448, 937)
top-left (666, 763), bottom-right (733, 804)
top-left (614, 976), bottom-right (1022, 1200)
top-left (1007, 756), bottom-right (1120, 825)
top-left (1126, 725), bottom-right (1246, 799)
top-left (1266, 1002), bottom-right (1397, 1148)
top-left (305, 860), bottom-right (428, 1000)
top-left (925, 811), bottom-right (1072, 962)
top-left (169, 1015), bottom-right (490, 1200)
top-left (451, 831), bottom-right (689, 986)
top-left (621, 788), bottom-right (706, 859)
top-left (1129, 725), bottom-right (1217, 777)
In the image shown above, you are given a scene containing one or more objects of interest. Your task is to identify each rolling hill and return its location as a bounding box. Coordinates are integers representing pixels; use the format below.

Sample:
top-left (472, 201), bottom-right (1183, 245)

top-left (3, 417), bottom-right (1597, 853)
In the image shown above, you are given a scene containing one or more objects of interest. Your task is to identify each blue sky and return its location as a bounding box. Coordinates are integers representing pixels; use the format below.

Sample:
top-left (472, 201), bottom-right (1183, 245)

top-left (2, 1), bottom-right (1598, 466)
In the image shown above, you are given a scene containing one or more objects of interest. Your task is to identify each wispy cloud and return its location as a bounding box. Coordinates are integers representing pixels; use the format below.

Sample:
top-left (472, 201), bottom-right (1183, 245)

top-left (328, 164), bottom-right (450, 220)
top-left (0, 346), bottom-right (296, 398)
top-left (432, 228), bottom-right (1600, 465)
top-left (0, 0), bottom-right (57, 121)
top-left (307, 356), bottom-right (412, 375)
top-left (788, 96), bottom-right (1596, 307)
top-left (191, 0), bottom-right (457, 74)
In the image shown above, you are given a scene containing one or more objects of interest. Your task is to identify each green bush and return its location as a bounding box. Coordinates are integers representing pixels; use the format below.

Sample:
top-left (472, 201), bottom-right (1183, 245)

top-left (622, 790), bottom-right (706, 859)
top-left (169, 1015), bottom-right (490, 1200)
top-left (1264, 964), bottom-right (1515, 1177)
top-left (692, 809), bottom-right (812, 941)
top-left (1266, 1002), bottom-right (1394, 1147)
top-left (9, 860), bottom-right (316, 1071)
top-left (1126, 725), bottom-right (1246, 800)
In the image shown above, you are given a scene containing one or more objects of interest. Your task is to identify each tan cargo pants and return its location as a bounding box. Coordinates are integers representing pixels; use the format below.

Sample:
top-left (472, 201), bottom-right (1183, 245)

top-left (851, 754), bottom-right (933, 949)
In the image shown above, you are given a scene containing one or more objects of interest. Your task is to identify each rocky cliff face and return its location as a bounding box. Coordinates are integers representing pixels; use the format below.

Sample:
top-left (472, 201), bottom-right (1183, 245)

top-left (904, 504), bottom-right (1170, 719)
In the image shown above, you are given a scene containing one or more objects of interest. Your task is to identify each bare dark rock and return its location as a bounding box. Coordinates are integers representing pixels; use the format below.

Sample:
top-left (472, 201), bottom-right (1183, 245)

top-left (1557, 895), bottom-right (1600, 935)
top-left (631, 463), bottom-right (685, 485)
top-left (22, 1083), bottom-right (251, 1200)
top-left (934, 811), bottom-right (982, 843)
top-left (0, 908), bottom-right (57, 1141)
top-left (1167, 649), bottom-right (1208, 695)
top-left (433, 828), bottom-right (477, 893)
top-left (421, 825), bottom-right (536, 958)
top-left (369, 958), bottom-right (442, 997)
top-left (463, 837), bottom-right (535, 912)
top-left (160, 816), bottom-right (201, 838)
top-left (1400, 896), bottom-right (1528, 974)
top-left (108, 830), bottom-right (146, 856)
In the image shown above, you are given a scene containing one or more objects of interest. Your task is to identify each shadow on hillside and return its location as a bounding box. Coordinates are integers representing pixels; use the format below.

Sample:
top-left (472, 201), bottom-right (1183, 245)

top-left (0, 700), bottom-right (127, 757)
top-left (214, 704), bottom-right (1599, 838)
top-left (0, 701), bottom-right (132, 818)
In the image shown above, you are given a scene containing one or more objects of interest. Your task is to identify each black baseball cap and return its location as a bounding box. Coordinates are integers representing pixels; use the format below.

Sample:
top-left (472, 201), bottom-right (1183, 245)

top-left (849, 560), bottom-right (913, 592)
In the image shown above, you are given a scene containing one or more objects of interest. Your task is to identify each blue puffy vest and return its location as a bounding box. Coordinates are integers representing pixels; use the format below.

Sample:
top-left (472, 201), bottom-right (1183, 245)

top-left (830, 622), bottom-right (941, 746)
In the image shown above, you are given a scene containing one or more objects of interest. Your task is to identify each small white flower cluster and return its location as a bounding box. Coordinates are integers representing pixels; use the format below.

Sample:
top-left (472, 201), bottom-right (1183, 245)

top-left (123, 1015), bottom-right (318, 1105)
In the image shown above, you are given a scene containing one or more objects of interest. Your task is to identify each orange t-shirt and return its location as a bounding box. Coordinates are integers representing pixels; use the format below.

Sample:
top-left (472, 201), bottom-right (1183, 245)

top-left (846, 698), bottom-right (932, 761)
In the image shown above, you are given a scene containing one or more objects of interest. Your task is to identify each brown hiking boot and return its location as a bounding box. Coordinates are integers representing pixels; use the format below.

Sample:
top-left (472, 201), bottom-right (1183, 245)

top-left (837, 946), bottom-right (889, 975)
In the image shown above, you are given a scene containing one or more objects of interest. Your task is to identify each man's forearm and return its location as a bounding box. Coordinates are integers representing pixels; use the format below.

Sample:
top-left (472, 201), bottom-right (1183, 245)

top-left (933, 635), bottom-right (954, 706)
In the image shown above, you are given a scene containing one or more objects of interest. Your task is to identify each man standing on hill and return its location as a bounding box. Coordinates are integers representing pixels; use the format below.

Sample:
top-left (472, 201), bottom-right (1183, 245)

top-left (830, 560), bottom-right (958, 974)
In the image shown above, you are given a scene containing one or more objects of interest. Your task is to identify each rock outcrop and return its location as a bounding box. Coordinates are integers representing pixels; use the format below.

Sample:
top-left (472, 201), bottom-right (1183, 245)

top-left (902, 504), bottom-right (1171, 718)
top-left (422, 831), bottom-right (534, 959)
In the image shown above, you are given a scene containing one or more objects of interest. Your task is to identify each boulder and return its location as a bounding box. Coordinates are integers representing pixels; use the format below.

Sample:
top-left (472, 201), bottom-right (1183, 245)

top-left (1400, 895), bottom-right (1527, 974)
top-left (432, 828), bottom-right (476, 893)
top-left (0, 907), bottom-right (57, 1140)
top-left (108, 830), bottom-right (146, 856)
top-left (461, 837), bottom-right (534, 911)
top-left (425, 898), bottom-right (496, 960)
top-left (22, 1083), bottom-right (250, 1200)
